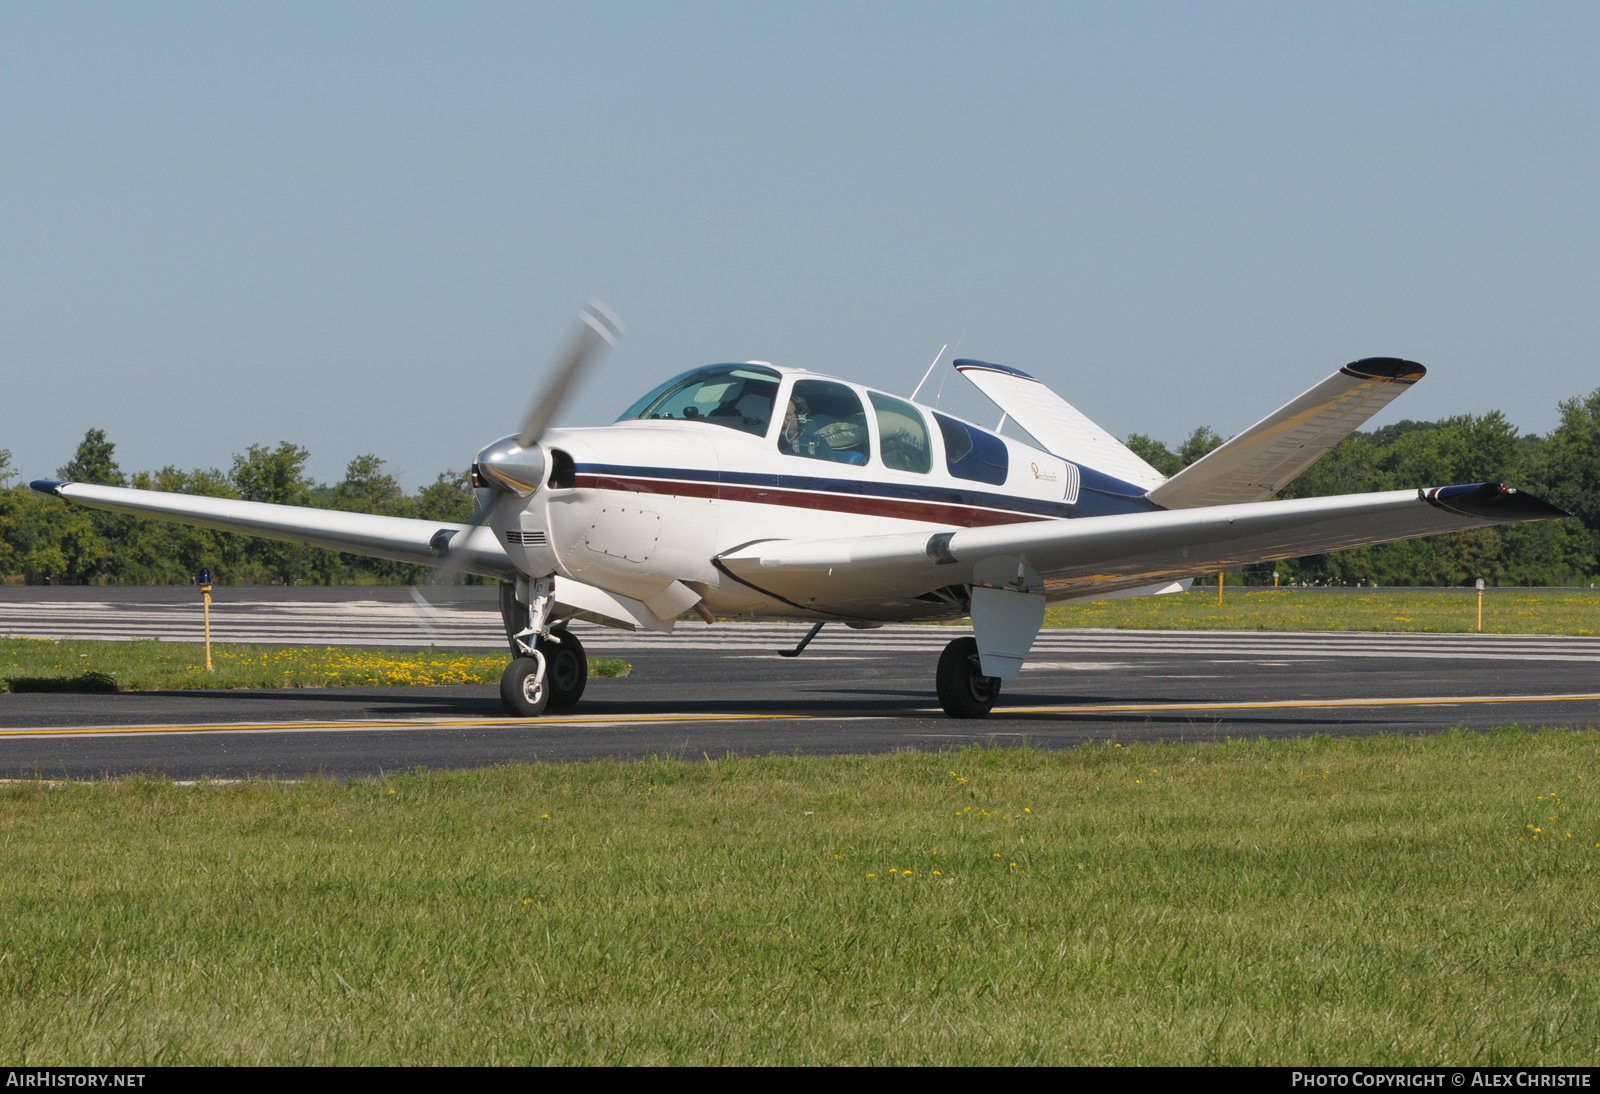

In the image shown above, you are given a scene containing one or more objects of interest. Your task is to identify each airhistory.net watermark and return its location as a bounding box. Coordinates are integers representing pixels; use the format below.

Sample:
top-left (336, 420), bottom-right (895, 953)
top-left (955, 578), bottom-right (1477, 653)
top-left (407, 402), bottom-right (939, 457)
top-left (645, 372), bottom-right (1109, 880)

top-left (4, 1074), bottom-right (145, 1088)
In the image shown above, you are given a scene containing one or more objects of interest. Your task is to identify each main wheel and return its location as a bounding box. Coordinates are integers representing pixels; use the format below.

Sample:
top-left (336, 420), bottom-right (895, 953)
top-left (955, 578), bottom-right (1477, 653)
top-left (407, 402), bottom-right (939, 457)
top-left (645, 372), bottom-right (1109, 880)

top-left (936, 636), bottom-right (1000, 718)
top-left (500, 654), bottom-right (550, 718)
top-left (538, 627), bottom-right (587, 709)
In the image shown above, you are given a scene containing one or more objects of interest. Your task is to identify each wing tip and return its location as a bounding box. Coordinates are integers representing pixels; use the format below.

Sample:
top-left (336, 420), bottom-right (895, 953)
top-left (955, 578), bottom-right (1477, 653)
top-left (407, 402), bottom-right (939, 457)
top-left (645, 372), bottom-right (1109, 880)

top-left (1424, 482), bottom-right (1568, 521)
top-left (953, 358), bottom-right (1037, 381)
top-left (29, 479), bottom-right (68, 497)
top-left (1342, 357), bottom-right (1426, 382)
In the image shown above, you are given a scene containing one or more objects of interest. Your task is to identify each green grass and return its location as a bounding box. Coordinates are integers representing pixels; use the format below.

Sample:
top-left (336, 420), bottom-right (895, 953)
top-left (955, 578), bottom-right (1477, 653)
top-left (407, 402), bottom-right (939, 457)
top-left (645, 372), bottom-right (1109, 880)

top-left (1045, 587), bottom-right (1600, 634)
top-left (2, 731), bottom-right (1598, 1064)
top-left (0, 638), bottom-right (629, 692)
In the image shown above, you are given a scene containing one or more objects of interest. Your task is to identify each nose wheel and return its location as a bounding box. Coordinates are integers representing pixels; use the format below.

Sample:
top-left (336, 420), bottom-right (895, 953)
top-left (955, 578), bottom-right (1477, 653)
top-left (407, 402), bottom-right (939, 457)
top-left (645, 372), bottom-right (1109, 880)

top-left (936, 636), bottom-right (1001, 718)
top-left (500, 650), bottom-right (549, 717)
top-left (499, 628), bottom-right (588, 717)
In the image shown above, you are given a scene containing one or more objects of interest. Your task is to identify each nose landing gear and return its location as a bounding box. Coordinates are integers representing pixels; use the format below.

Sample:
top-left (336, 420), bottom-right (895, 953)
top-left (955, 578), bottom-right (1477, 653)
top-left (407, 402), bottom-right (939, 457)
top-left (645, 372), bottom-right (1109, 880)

top-left (501, 627), bottom-right (587, 716)
top-left (497, 574), bottom-right (591, 718)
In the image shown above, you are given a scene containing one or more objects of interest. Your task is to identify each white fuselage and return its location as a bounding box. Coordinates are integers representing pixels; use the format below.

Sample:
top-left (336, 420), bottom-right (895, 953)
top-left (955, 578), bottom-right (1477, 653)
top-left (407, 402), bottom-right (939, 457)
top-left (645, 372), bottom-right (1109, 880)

top-left (489, 367), bottom-right (1101, 623)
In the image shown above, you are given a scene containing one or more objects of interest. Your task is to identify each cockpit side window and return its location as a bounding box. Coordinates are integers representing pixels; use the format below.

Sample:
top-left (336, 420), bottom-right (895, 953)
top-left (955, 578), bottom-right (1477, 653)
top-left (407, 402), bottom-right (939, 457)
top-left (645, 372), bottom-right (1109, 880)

top-left (616, 364), bottom-right (781, 437)
top-left (869, 392), bottom-right (931, 474)
top-left (778, 380), bottom-right (871, 466)
top-left (934, 412), bottom-right (1009, 485)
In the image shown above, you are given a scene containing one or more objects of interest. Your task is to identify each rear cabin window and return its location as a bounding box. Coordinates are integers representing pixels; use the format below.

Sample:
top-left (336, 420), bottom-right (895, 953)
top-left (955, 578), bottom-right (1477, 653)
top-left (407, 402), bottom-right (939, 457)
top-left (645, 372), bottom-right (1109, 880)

top-left (778, 380), bottom-right (871, 466)
top-left (869, 392), bottom-right (932, 474)
top-left (934, 413), bottom-right (1009, 485)
top-left (616, 364), bottom-right (780, 437)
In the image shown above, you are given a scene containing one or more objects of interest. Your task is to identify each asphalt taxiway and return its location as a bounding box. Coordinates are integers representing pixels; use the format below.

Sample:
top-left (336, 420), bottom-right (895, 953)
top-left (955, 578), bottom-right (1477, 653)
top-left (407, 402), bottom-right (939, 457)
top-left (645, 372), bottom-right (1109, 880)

top-left (2, 604), bottom-right (1596, 778)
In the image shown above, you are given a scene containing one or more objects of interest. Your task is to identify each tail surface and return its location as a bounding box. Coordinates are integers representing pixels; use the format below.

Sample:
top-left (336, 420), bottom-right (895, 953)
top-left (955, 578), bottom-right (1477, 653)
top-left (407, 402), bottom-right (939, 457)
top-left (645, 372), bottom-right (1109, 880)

top-left (1146, 357), bottom-right (1424, 509)
top-left (952, 359), bottom-right (1166, 491)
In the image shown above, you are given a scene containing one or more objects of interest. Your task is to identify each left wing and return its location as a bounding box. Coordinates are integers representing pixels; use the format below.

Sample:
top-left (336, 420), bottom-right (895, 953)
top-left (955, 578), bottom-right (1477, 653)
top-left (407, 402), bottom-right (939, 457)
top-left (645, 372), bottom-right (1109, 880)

top-left (717, 483), bottom-right (1565, 613)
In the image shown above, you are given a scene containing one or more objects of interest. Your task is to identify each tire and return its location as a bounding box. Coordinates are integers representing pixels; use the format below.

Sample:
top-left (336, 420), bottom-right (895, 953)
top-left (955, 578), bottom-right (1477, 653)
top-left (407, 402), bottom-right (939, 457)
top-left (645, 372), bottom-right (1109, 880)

top-left (935, 636), bottom-right (1000, 718)
top-left (538, 628), bottom-right (587, 709)
top-left (500, 654), bottom-right (550, 718)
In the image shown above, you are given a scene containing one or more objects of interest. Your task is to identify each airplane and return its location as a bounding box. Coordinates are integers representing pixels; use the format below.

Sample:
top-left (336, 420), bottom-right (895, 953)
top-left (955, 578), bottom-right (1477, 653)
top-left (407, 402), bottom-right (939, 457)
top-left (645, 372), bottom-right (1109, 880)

top-left (30, 302), bottom-right (1567, 719)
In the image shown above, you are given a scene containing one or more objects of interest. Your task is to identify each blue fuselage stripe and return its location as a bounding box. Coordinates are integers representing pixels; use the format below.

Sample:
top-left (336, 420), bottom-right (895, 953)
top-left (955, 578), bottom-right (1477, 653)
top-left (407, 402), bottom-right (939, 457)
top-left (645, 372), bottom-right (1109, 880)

top-left (574, 462), bottom-right (1158, 520)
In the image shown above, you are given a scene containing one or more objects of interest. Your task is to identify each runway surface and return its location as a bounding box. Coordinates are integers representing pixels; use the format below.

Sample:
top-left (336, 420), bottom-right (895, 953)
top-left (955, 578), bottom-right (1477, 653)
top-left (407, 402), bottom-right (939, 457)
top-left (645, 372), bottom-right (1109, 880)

top-left (3, 589), bottom-right (1597, 778)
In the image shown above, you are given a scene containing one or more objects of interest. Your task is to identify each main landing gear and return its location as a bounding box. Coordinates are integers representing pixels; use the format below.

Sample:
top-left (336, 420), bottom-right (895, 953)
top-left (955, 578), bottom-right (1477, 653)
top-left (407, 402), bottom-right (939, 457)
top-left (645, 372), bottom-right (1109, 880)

top-left (936, 636), bottom-right (1001, 719)
top-left (497, 576), bottom-right (588, 718)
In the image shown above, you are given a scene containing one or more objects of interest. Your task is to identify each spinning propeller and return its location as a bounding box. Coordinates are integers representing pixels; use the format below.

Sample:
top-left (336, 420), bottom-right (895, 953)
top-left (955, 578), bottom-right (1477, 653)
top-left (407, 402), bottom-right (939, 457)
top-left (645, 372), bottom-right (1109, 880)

top-left (408, 300), bottom-right (623, 632)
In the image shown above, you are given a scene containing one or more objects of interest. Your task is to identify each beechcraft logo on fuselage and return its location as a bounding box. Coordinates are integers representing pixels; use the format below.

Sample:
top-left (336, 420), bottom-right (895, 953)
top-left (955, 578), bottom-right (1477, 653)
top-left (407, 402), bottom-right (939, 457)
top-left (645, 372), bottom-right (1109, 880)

top-left (1030, 461), bottom-right (1057, 483)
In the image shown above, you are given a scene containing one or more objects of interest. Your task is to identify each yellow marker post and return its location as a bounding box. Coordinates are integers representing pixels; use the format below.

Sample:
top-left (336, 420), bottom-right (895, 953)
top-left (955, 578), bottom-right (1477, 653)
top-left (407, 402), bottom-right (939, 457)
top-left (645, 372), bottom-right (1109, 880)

top-left (1476, 577), bottom-right (1485, 632)
top-left (198, 566), bottom-right (214, 672)
top-left (1218, 570), bottom-right (1224, 605)
top-left (1273, 569), bottom-right (1280, 588)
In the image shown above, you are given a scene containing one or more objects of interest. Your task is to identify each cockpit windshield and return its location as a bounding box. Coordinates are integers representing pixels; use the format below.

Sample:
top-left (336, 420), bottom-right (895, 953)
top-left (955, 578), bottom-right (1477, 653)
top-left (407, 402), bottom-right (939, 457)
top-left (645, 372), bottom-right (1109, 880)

top-left (615, 364), bottom-right (781, 438)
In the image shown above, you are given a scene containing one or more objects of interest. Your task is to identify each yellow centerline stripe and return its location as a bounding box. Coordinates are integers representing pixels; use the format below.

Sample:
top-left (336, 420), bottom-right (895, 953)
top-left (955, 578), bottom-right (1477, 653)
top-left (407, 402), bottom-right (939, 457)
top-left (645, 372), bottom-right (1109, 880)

top-left (1001, 693), bottom-right (1600, 716)
top-left (1, 693), bottom-right (1596, 738)
top-left (0, 711), bottom-right (843, 738)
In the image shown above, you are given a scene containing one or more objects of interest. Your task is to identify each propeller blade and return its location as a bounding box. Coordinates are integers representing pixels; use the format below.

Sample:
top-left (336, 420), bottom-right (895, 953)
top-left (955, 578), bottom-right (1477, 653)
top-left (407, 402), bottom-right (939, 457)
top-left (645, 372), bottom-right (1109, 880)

top-left (410, 300), bottom-right (624, 633)
top-left (516, 299), bottom-right (623, 448)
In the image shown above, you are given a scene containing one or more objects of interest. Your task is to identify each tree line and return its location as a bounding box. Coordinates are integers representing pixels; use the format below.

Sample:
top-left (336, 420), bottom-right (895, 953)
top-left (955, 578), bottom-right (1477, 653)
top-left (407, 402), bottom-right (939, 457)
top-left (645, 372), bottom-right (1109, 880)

top-left (0, 437), bottom-right (475, 586)
top-left (1, 386), bottom-right (1596, 586)
top-left (1125, 388), bottom-right (1599, 586)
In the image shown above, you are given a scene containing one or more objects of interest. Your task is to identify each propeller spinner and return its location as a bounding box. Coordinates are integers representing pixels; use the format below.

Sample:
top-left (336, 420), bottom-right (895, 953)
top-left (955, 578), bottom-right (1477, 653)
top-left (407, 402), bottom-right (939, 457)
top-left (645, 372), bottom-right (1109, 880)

top-left (475, 298), bottom-right (622, 502)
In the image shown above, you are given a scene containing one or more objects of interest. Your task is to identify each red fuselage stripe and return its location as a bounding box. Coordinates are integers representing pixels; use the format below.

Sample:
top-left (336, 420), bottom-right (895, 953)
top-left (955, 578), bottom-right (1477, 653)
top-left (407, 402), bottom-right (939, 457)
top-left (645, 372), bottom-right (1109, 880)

top-left (576, 474), bottom-right (1047, 528)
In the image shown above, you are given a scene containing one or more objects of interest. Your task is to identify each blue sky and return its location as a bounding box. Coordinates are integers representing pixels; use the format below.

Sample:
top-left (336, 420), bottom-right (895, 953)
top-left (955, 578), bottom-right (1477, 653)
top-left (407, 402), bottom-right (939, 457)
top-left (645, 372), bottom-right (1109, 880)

top-left (3, 2), bottom-right (1597, 487)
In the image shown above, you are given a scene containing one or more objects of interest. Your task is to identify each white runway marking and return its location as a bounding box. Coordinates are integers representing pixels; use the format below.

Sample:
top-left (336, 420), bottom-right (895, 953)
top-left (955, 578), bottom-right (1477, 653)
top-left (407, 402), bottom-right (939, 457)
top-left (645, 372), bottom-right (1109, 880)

top-left (4, 600), bottom-right (1600, 661)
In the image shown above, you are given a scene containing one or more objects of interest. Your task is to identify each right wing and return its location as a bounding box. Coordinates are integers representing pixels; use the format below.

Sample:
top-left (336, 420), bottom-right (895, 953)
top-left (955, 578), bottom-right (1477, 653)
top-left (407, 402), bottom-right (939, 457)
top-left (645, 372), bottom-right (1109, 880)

top-left (1146, 357), bottom-right (1426, 509)
top-left (30, 479), bottom-right (516, 579)
top-left (30, 478), bottom-right (689, 632)
top-left (717, 482), bottom-right (1565, 613)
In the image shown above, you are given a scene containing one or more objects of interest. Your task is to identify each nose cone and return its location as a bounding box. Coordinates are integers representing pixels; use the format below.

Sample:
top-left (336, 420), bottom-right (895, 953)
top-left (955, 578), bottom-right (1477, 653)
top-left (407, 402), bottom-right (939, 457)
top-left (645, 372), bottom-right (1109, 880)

top-left (475, 435), bottom-right (547, 498)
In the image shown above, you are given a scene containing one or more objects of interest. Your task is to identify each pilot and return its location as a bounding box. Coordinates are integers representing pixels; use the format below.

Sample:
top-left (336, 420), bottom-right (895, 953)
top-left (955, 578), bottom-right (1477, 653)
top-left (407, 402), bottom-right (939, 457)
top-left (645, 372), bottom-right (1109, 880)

top-left (781, 394), bottom-right (826, 458)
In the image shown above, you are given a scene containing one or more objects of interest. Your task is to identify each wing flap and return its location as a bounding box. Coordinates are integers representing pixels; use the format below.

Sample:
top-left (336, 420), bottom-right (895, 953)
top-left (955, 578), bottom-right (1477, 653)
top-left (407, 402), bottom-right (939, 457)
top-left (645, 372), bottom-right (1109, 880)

top-left (30, 480), bottom-right (516, 579)
top-left (1146, 358), bottom-right (1426, 510)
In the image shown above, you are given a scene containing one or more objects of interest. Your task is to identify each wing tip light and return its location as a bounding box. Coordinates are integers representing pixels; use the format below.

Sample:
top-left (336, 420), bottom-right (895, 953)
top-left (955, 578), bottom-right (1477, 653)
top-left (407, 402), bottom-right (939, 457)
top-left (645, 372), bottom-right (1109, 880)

top-left (29, 480), bottom-right (68, 497)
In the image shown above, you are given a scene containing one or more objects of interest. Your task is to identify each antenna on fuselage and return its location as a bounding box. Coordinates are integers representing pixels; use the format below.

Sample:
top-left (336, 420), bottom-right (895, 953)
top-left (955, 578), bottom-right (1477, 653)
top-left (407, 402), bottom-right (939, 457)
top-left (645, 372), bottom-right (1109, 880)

top-left (933, 329), bottom-right (967, 408)
top-left (909, 344), bottom-right (947, 403)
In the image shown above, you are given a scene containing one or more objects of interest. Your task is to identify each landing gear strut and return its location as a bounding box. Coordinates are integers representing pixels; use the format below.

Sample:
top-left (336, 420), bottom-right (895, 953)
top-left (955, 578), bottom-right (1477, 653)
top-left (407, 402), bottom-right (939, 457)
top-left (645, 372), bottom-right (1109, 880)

top-left (497, 574), bottom-right (578, 718)
top-left (936, 636), bottom-right (1000, 718)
